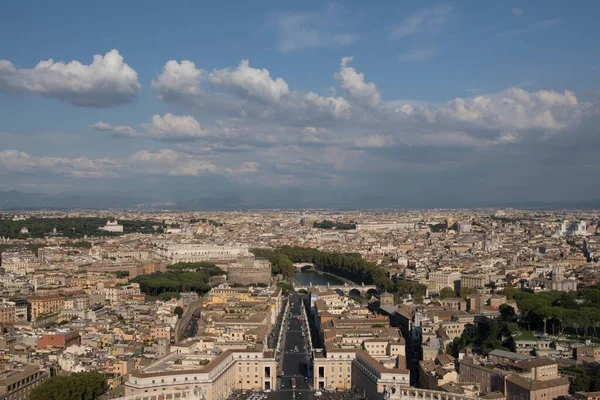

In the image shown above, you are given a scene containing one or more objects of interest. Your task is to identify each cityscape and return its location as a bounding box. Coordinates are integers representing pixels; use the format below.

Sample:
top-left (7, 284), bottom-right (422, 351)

top-left (0, 210), bottom-right (599, 400)
top-left (1, 1), bottom-right (600, 400)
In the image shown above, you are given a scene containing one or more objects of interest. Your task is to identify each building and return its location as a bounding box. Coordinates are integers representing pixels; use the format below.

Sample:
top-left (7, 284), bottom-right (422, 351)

top-left (355, 221), bottom-right (415, 231)
top-left (37, 331), bottom-right (81, 349)
top-left (505, 374), bottom-right (569, 400)
top-left (557, 220), bottom-right (588, 236)
top-left (225, 258), bottom-right (271, 285)
top-left (124, 349), bottom-right (277, 400)
top-left (153, 242), bottom-right (251, 263)
top-left (98, 283), bottom-right (141, 303)
top-left (419, 354), bottom-right (458, 390)
top-left (27, 295), bottom-right (65, 320)
top-left (429, 272), bottom-right (461, 293)
top-left (0, 364), bottom-right (48, 400)
top-left (1, 298), bottom-right (27, 322)
top-left (100, 219), bottom-right (124, 233)
top-left (460, 274), bottom-right (489, 289)
top-left (0, 305), bottom-right (16, 324)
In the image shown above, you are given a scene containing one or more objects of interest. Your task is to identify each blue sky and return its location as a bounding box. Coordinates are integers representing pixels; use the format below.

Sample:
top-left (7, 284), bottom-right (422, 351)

top-left (1, 0), bottom-right (599, 205)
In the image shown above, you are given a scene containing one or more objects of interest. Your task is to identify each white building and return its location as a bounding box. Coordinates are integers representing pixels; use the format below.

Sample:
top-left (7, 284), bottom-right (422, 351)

top-left (153, 242), bottom-right (251, 263)
top-left (100, 220), bottom-right (124, 233)
top-left (556, 220), bottom-right (588, 237)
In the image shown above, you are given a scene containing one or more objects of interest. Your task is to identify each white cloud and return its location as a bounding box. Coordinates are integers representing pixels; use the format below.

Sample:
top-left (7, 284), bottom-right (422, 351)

top-left (153, 59), bottom-right (352, 123)
top-left (151, 60), bottom-right (204, 102)
top-left (129, 149), bottom-right (217, 176)
top-left (397, 88), bottom-right (584, 133)
top-left (90, 121), bottom-right (139, 138)
top-left (0, 150), bottom-right (122, 178)
top-left (208, 60), bottom-right (289, 103)
top-left (147, 114), bottom-right (206, 140)
top-left (398, 48), bottom-right (436, 62)
top-left (273, 5), bottom-right (358, 52)
top-left (0, 49), bottom-right (140, 107)
top-left (93, 114), bottom-right (207, 141)
top-left (334, 57), bottom-right (381, 108)
top-left (146, 57), bottom-right (588, 163)
top-left (512, 8), bottom-right (524, 17)
top-left (391, 4), bottom-right (453, 38)
top-left (0, 148), bottom-right (260, 179)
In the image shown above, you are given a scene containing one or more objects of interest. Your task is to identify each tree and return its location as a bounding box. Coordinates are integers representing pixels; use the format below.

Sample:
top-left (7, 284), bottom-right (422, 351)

top-left (276, 282), bottom-right (294, 294)
top-left (459, 287), bottom-right (477, 300)
top-left (174, 306), bottom-right (184, 319)
top-left (439, 287), bottom-right (456, 299)
top-left (114, 270), bottom-right (129, 278)
top-left (30, 372), bottom-right (106, 400)
top-left (276, 255), bottom-right (294, 277)
top-left (499, 304), bottom-right (516, 321)
top-left (158, 292), bottom-right (181, 301)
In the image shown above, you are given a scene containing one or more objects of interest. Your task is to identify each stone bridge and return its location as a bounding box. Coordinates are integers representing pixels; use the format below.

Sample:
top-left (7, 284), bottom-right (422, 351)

top-left (293, 262), bottom-right (314, 270)
top-left (293, 282), bottom-right (379, 297)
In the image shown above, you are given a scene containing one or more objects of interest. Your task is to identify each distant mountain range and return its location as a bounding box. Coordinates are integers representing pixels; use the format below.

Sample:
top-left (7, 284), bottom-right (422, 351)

top-left (0, 190), bottom-right (599, 211)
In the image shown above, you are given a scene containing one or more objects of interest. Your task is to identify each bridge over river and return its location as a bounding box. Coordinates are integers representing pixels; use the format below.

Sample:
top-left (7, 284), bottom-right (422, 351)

top-left (293, 281), bottom-right (379, 296)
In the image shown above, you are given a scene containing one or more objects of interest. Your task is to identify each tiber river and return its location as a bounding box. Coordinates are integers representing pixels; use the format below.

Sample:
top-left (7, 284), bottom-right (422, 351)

top-left (292, 269), bottom-right (344, 286)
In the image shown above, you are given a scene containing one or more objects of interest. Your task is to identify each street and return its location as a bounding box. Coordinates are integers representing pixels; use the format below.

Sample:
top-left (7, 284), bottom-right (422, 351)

top-left (268, 293), bottom-right (312, 400)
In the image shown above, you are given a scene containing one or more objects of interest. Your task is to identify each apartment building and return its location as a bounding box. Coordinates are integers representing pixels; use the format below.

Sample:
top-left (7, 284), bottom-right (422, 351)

top-left (27, 295), bottom-right (65, 320)
top-left (310, 288), bottom-right (410, 398)
top-left (124, 349), bottom-right (277, 399)
top-left (428, 272), bottom-right (461, 293)
top-left (460, 350), bottom-right (569, 400)
top-left (0, 305), bottom-right (15, 324)
top-left (37, 331), bottom-right (81, 349)
top-left (460, 274), bottom-right (489, 289)
top-left (0, 365), bottom-right (47, 400)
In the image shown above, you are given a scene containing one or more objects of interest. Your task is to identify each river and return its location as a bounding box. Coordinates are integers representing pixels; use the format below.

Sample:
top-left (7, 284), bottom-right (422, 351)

top-left (293, 269), bottom-right (345, 286)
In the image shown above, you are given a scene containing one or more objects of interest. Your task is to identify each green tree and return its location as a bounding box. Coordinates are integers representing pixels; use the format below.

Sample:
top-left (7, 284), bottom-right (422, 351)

top-left (276, 255), bottom-right (294, 277)
top-left (30, 372), bottom-right (106, 400)
top-left (459, 287), bottom-right (477, 300)
top-left (277, 282), bottom-right (294, 294)
top-left (114, 270), bottom-right (129, 278)
top-left (439, 287), bottom-right (456, 299)
top-left (158, 292), bottom-right (181, 300)
top-left (174, 306), bottom-right (184, 319)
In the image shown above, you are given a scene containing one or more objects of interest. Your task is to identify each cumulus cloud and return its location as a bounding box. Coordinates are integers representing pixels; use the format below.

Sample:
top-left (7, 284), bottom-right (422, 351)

top-left (129, 149), bottom-right (217, 176)
top-left (0, 148), bottom-right (259, 179)
top-left (0, 49), bottom-right (140, 107)
top-left (0, 150), bottom-right (122, 178)
top-left (208, 60), bottom-right (289, 103)
top-left (92, 114), bottom-right (207, 141)
top-left (272, 5), bottom-right (358, 52)
top-left (153, 59), bottom-right (351, 123)
top-left (398, 88), bottom-right (583, 133)
top-left (391, 4), bottom-right (453, 38)
top-left (151, 60), bottom-right (204, 102)
top-left (147, 114), bottom-right (206, 140)
top-left (90, 121), bottom-right (139, 138)
top-left (146, 56), bottom-right (589, 155)
top-left (335, 56), bottom-right (381, 108)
